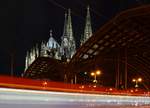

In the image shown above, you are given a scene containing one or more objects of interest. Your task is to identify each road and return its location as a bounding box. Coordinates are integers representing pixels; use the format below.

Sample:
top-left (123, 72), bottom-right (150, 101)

top-left (0, 87), bottom-right (150, 108)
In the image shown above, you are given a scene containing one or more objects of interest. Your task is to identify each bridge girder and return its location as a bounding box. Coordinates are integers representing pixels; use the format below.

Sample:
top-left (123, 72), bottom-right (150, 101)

top-left (69, 5), bottom-right (150, 88)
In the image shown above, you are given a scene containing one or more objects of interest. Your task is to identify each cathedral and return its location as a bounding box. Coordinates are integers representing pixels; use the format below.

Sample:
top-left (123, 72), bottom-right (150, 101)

top-left (24, 6), bottom-right (93, 71)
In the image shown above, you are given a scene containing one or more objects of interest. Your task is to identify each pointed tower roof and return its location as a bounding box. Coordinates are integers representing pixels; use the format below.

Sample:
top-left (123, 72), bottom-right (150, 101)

top-left (67, 9), bottom-right (74, 40)
top-left (60, 9), bottom-right (76, 59)
top-left (62, 12), bottom-right (68, 39)
top-left (61, 9), bottom-right (74, 40)
top-left (80, 6), bottom-right (93, 45)
top-left (47, 29), bottom-right (60, 49)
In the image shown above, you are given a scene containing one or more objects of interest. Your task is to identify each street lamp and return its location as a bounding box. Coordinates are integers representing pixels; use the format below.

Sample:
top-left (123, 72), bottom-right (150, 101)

top-left (132, 78), bottom-right (142, 88)
top-left (91, 70), bottom-right (101, 84)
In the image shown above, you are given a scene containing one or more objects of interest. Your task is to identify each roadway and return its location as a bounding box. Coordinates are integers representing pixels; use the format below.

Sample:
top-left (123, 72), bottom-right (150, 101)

top-left (0, 87), bottom-right (150, 108)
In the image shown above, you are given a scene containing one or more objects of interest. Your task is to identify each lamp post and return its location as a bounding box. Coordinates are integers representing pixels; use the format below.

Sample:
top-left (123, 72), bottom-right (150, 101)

top-left (91, 70), bottom-right (101, 86)
top-left (132, 78), bottom-right (142, 88)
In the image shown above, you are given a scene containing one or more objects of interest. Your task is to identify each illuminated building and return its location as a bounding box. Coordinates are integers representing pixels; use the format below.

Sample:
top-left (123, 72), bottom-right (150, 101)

top-left (24, 6), bottom-right (93, 70)
top-left (80, 6), bottom-right (93, 45)
top-left (59, 9), bottom-right (76, 61)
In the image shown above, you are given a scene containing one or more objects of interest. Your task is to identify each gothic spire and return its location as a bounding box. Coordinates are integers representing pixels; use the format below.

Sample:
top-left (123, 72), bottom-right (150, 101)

top-left (60, 9), bottom-right (76, 60)
top-left (80, 6), bottom-right (93, 45)
top-left (62, 12), bottom-right (68, 39)
top-left (67, 9), bottom-right (73, 40)
top-left (67, 9), bottom-right (76, 58)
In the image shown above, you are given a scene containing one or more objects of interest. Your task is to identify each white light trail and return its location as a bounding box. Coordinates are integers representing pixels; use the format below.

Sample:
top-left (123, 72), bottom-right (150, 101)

top-left (0, 87), bottom-right (150, 108)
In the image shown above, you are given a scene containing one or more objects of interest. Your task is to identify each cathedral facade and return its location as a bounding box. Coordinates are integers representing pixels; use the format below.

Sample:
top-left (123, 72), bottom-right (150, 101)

top-left (24, 6), bottom-right (93, 71)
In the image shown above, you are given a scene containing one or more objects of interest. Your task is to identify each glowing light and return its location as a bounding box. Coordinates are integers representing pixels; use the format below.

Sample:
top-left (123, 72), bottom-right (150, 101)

top-left (109, 88), bottom-right (113, 91)
top-left (138, 78), bottom-right (142, 82)
top-left (84, 72), bottom-right (87, 75)
top-left (93, 80), bottom-right (97, 83)
top-left (42, 81), bottom-right (48, 86)
top-left (91, 72), bottom-right (95, 76)
top-left (91, 70), bottom-right (101, 76)
top-left (132, 79), bottom-right (136, 82)
top-left (96, 70), bottom-right (101, 75)
top-left (79, 85), bottom-right (84, 89)
top-left (130, 89), bottom-right (134, 93)
top-left (93, 85), bottom-right (96, 88)
top-left (132, 77), bottom-right (142, 88)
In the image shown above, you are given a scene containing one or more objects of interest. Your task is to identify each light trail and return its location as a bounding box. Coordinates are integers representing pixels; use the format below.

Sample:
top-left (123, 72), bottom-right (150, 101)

top-left (0, 76), bottom-right (150, 107)
top-left (0, 87), bottom-right (150, 108)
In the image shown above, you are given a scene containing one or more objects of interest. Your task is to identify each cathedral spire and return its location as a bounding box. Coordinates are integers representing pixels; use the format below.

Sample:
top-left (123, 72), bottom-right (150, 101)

top-left (60, 9), bottom-right (76, 60)
top-left (62, 12), bottom-right (68, 39)
top-left (67, 9), bottom-right (76, 58)
top-left (67, 9), bottom-right (73, 40)
top-left (80, 6), bottom-right (93, 45)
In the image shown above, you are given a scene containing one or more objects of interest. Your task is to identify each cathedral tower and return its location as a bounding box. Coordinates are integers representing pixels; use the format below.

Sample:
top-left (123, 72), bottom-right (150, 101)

top-left (60, 9), bottom-right (76, 61)
top-left (80, 6), bottom-right (93, 45)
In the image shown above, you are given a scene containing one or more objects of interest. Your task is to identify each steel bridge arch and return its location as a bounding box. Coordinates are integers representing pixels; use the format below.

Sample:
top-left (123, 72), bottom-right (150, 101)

top-left (68, 5), bottom-right (150, 88)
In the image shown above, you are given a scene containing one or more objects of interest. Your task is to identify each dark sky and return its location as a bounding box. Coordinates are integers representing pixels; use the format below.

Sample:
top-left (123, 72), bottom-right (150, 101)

top-left (1, 0), bottom-right (149, 76)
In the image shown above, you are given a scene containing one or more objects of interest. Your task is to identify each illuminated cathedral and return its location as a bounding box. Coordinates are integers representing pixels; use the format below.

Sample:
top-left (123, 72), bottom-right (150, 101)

top-left (24, 6), bottom-right (93, 71)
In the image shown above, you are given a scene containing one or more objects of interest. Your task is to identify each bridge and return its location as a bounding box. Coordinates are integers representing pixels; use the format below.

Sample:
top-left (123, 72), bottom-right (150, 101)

top-left (68, 4), bottom-right (150, 88)
top-left (0, 76), bottom-right (150, 108)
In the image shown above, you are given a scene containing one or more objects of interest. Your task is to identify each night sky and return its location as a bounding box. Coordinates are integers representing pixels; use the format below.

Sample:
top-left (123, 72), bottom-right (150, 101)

top-left (1, 0), bottom-right (149, 76)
